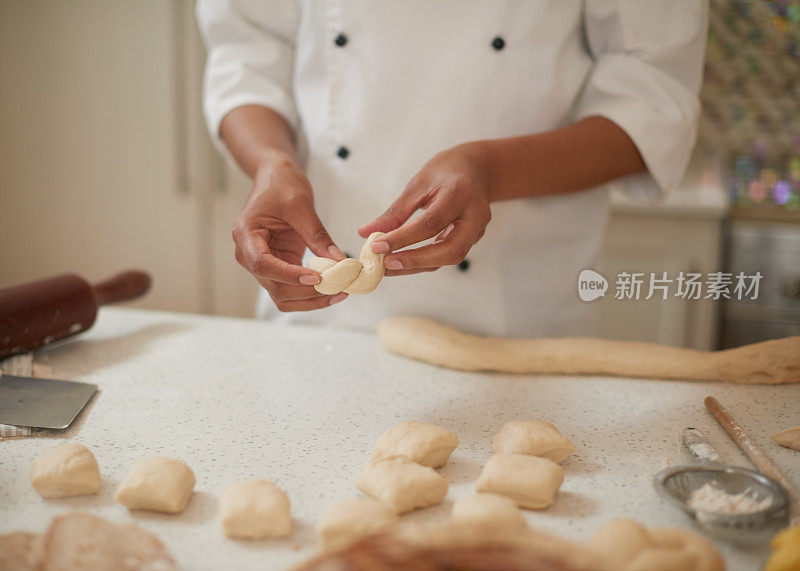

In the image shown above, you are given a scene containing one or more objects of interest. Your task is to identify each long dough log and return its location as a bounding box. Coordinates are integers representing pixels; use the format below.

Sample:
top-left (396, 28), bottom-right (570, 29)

top-left (377, 317), bottom-right (800, 385)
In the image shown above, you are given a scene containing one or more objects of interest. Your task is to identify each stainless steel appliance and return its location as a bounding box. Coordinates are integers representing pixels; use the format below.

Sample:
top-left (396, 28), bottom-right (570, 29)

top-left (721, 219), bottom-right (800, 347)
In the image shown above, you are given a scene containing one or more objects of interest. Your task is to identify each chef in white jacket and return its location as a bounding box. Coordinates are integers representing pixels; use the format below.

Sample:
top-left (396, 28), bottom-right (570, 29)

top-left (197, 0), bottom-right (707, 337)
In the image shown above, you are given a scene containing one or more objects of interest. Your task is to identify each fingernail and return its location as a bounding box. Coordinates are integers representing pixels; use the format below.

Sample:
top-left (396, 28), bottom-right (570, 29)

top-left (329, 292), bottom-right (348, 305)
top-left (328, 245), bottom-right (345, 260)
top-left (299, 274), bottom-right (320, 285)
top-left (385, 258), bottom-right (403, 270)
top-left (372, 241), bottom-right (390, 254)
top-left (439, 223), bottom-right (455, 241)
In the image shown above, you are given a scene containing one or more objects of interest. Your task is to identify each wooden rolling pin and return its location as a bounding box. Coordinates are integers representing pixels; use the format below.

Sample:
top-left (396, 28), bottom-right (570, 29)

top-left (705, 396), bottom-right (800, 522)
top-left (0, 270), bottom-right (151, 360)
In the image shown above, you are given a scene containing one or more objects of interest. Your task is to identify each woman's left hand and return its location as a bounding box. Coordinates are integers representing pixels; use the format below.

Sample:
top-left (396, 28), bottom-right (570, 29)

top-left (358, 142), bottom-right (493, 276)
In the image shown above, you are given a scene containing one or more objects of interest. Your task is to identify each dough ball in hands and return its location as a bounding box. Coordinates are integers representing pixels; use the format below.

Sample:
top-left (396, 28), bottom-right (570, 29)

top-left (29, 442), bottom-right (101, 498)
top-left (356, 456), bottom-right (449, 514)
top-left (451, 493), bottom-right (527, 529)
top-left (475, 453), bottom-right (564, 509)
top-left (317, 498), bottom-right (398, 551)
top-left (493, 420), bottom-right (575, 463)
top-left (371, 421), bottom-right (459, 468)
top-left (220, 480), bottom-right (292, 539)
top-left (115, 457), bottom-right (195, 514)
top-left (771, 425), bottom-right (800, 451)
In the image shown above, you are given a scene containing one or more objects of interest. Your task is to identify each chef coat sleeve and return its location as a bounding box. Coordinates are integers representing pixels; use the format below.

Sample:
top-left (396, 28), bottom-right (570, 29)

top-left (196, 0), bottom-right (299, 155)
top-left (575, 0), bottom-right (708, 200)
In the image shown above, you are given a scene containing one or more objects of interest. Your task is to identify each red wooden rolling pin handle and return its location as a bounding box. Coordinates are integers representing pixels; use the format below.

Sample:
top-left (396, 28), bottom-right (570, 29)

top-left (0, 269), bottom-right (151, 360)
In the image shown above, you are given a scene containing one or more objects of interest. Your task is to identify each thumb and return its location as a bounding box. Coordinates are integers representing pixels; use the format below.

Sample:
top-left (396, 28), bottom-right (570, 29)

top-left (290, 206), bottom-right (345, 260)
top-left (357, 188), bottom-right (422, 238)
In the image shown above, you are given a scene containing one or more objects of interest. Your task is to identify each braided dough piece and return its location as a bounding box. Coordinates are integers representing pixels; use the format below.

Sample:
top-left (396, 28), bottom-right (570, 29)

top-left (587, 519), bottom-right (724, 571)
top-left (307, 232), bottom-right (386, 295)
top-left (378, 317), bottom-right (800, 384)
top-left (40, 512), bottom-right (178, 571)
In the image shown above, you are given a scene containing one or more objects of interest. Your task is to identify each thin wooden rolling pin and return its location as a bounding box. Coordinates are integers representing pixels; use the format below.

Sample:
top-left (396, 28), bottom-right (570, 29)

top-left (705, 396), bottom-right (800, 523)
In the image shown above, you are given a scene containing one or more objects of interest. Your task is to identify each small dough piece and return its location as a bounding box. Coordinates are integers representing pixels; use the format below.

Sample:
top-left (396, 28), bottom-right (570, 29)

top-left (115, 457), bottom-right (195, 514)
top-left (317, 498), bottom-right (398, 551)
top-left (475, 453), bottom-right (564, 509)
top-left (29, 442), bottom-right (101, 498)
top-left (343, 232), bottom-right (386, 295)
top-left (371, 421), bottom-right (459, 468)
top-left (492, 420), bottom-right (575, 463)
top-left (311, 258), bottom-right (362, 295)
top-left (587, 519), bottom-right (725, 571)
top-left (356, 456), bottom-right (449, 514)
top-left (771, 425), bottom-right (800, 451)
top-left (0, 532), bottom-right (43, 571)
top-left (220, 479), bottom-right (292, 539)
top-left (306, 257), bottom-right (337, 273)
top-left (451, 493), bottom-right (527, 529)
top-left (306, 232), bottom-right (387, 295)
top-left (39, 512), bottom-right (177, 571)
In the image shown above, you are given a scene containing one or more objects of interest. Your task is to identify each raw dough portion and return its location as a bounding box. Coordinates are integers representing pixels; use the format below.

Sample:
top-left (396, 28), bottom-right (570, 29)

top-left (475, 453), bottom-right (564, 509)
top-left (771, 425), bottom-right (800, 451)
top-left (39, 512), bottom-right (177, 571)
top-left (0, 532), bottom-right (43, 571)
top-left (356, 456), bottom-right (449, 514)
top-left (587, 518), bottom-right (724, 571)
top-left (371, 421), bottom-right (459, 468)
top-left (451, 493), bottom-right (527, 529)
top-left (377, 316), bottom-right (800, 384)
top-left (219, 479), bottom-right (292, 539)
top-left (493, 420), bottom-right (575, 463)
top-left (306, 232), bottom-right (386, 295)
top-left (317, 498), bottom-right (398, 551)
top-left (308, 258), bottom-right (361, 295)
top-left (29, 442), bottom-right (101, 498)
top-left (115, 457), bottom-right (195, 514)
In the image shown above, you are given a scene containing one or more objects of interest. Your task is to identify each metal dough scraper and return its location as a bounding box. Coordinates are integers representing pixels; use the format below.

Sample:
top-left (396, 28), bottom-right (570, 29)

top-left (0, 374), bottom-right (97, 430)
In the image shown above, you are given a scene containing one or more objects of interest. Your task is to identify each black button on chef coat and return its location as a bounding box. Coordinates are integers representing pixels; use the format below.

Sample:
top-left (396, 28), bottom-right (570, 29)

top-left (337, 146), bottom-right (350, 159)
top-left (458, 259), bottom-right (470, 272)
top-left (334, 33), bottom-right (348, 47)
top-left (492, 36), bottom-right (505, 51)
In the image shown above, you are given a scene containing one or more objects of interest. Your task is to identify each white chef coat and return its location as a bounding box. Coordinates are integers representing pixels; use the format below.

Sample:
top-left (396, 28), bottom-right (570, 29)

top-left (197, 0), bottom-right (707, 337)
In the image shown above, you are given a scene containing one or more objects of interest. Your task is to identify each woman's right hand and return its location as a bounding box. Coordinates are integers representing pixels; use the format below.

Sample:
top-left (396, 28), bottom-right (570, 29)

top-left (232, 150), bottom-right (348, 312)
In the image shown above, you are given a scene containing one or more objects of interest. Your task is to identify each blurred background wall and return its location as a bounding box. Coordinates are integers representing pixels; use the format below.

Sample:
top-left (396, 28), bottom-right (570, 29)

top-left (0, 0), bottom-right (258, 317)
top-left (2, 0), bottom-right (799, 349)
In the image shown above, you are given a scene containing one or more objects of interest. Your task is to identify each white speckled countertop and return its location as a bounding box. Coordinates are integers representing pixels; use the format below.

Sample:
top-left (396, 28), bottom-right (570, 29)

top-left (1, 308), bottom-right (798, 570)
